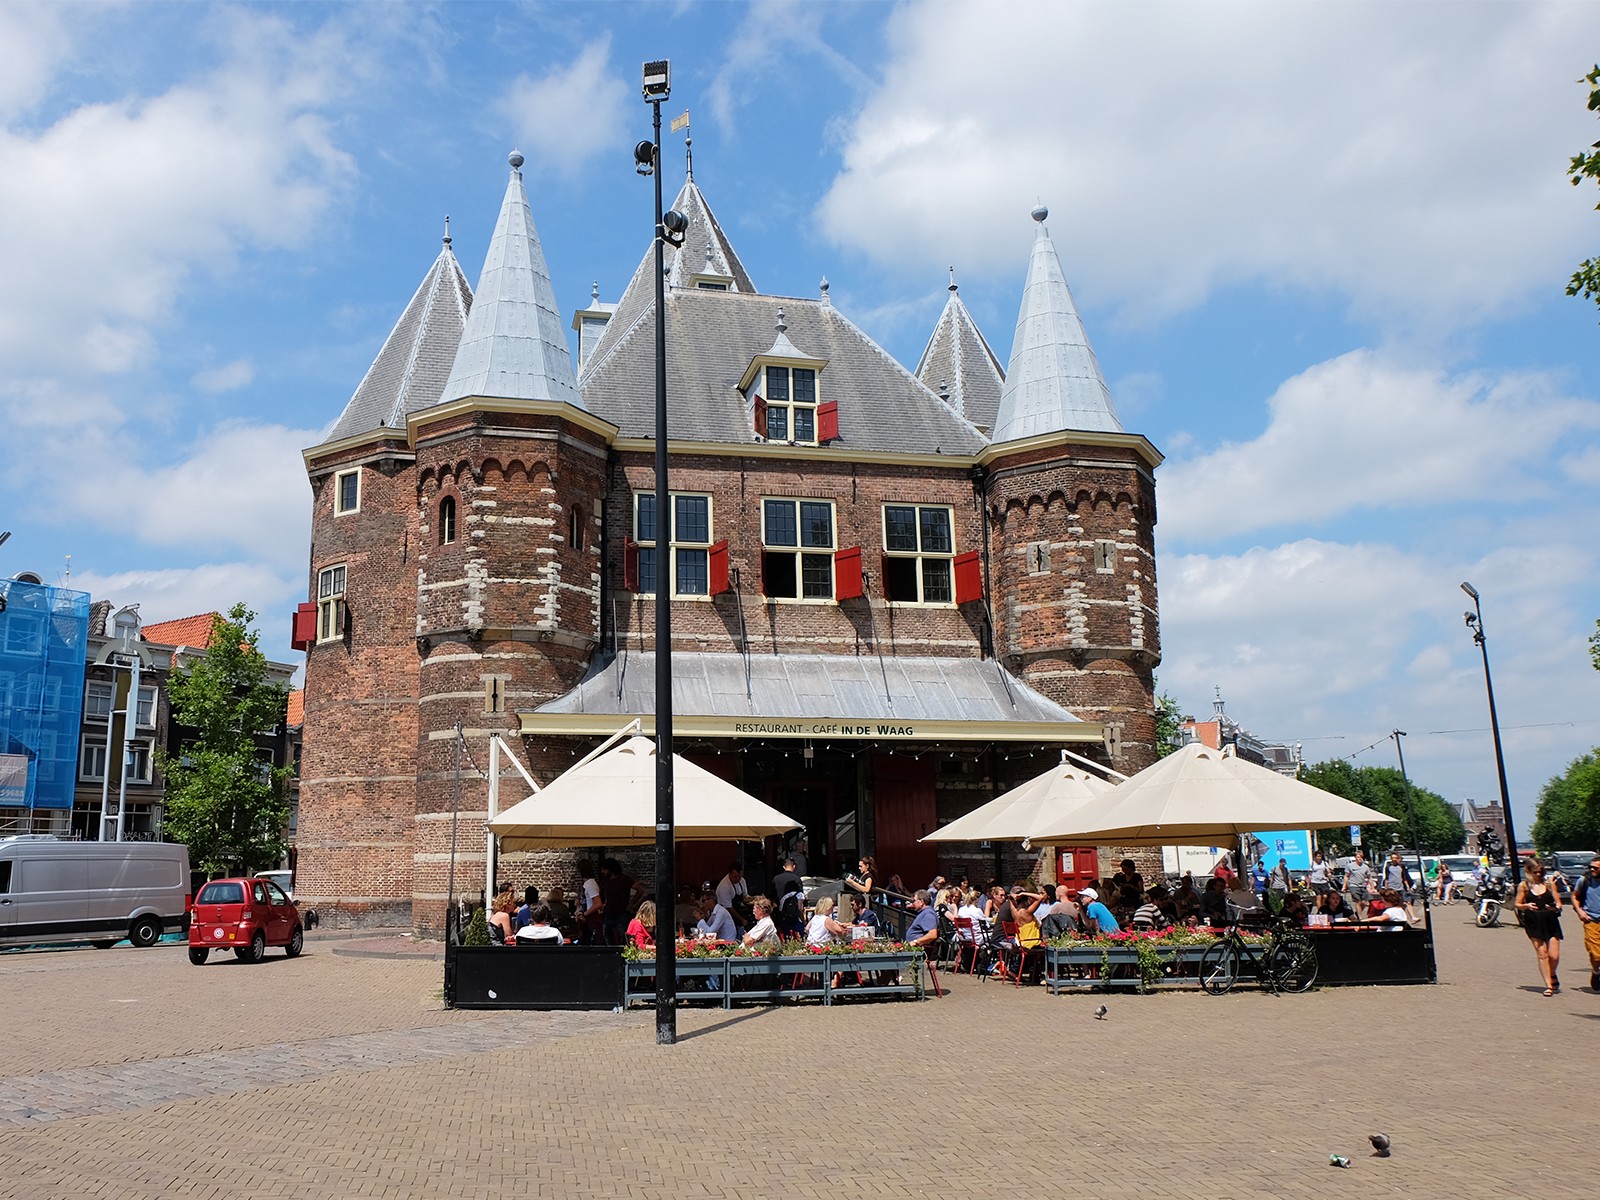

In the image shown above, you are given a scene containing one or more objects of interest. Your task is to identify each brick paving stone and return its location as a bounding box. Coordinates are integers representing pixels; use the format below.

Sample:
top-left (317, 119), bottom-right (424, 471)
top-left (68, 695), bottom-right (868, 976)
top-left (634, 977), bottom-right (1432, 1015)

top-left (0, 911), bottom-right (1593, 1198)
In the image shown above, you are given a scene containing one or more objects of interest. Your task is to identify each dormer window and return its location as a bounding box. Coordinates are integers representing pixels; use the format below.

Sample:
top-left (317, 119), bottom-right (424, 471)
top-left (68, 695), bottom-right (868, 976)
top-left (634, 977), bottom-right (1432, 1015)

top-left (691, 276), bottom-right (731, 291)
top-left (764, 366), bottom-right (817, 444)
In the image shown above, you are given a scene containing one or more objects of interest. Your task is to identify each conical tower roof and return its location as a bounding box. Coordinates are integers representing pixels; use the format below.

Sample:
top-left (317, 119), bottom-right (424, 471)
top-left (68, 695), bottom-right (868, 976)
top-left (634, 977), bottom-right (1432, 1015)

top-left (990, 206), bottom-right (1122, 443)
top-left (318, 230), bottom-right (472, 446)
top-left (438, 151), bottom-right (581, 409)
top-left (915, 271), bottom-right (1005, 432)
top-left (581, 177), bottom-right (756, 380)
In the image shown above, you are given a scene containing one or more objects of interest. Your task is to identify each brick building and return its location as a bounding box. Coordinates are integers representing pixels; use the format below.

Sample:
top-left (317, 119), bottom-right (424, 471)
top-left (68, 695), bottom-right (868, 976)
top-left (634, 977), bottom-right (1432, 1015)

top-left (297, 153), bottom-right (1163, 932)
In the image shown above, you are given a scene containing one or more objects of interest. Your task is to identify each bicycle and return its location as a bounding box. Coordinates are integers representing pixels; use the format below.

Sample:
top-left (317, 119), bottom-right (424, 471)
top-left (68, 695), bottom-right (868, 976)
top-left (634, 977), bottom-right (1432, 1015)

top-left (1196, 920), bottom-right (1318, 995)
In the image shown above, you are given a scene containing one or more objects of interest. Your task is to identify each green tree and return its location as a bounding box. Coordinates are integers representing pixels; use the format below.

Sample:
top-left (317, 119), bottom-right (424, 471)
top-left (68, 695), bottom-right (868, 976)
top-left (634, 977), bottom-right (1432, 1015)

top-left (158, 605), bottom-right (291, 874)
top-left (1589, 618), bottom-right (1599, 671)
top-left (1531, 750), bottom-right (1600, 852)
top-left (1569, 65), bottom-right (1600, 316)
top-left (1300, 759), bottom-right (1466, 855)
top-left (1153, 686), bottom-right (1185, 759)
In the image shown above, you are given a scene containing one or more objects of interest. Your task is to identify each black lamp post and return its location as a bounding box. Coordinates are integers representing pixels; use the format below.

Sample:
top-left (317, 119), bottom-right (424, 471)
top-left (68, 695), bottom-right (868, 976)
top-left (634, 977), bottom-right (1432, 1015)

top-left (1461, 581), bottom-right (1520, 886)
top-left (639, 58), bottom-right (687, 1046)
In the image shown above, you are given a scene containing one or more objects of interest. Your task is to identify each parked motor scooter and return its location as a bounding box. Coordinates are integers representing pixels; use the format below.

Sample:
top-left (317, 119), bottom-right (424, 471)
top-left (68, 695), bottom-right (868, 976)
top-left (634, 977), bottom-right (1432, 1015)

top-left (1475, 872), bottom-right (1507, 928)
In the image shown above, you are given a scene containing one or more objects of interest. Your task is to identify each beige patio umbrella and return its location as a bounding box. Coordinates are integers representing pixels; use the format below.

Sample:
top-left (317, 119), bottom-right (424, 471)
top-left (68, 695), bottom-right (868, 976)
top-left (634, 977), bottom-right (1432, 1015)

top-left (920, 754), bottom-right (1114, 846)
top-left (488, 735), bottom-right (800, 851)
top-left (1029, 742), bottom-right (1397, 846)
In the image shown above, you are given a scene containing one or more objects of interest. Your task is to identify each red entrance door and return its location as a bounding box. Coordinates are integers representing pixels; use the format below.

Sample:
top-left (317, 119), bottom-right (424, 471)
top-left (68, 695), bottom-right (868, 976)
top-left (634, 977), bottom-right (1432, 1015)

top-left (872, 754), bottom-right (936, 889)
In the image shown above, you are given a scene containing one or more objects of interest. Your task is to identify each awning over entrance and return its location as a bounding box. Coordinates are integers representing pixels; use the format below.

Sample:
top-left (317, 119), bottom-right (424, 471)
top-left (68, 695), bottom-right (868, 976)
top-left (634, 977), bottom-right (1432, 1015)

top-left (518, 652), bottom-right (1104, 745)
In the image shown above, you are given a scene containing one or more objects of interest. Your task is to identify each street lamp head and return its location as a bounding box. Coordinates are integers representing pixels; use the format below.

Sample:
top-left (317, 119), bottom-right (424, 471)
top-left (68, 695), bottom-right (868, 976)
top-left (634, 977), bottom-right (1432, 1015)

top-left (634, 139), bottom-right (656, 176)
top-left (642, 59), bottom-right (671, 102)
top-left (1460, 581), bottom-right (1479, 601)
top-left (661, 207), bottom-right (688, 247)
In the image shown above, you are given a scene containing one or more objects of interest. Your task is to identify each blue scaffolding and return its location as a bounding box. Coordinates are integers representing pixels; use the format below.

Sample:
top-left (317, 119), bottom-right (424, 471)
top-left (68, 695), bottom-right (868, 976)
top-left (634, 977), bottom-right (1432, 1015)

top-left (0, 580), bottom-right (91, 813)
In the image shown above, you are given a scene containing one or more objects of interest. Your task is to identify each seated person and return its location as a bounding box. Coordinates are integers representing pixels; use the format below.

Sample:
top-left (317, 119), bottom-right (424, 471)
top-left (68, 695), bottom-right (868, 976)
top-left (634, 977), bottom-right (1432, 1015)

top-left (673, 886), bottom-right (700, 937)
top-left (515, 902), bottom-right (565, 945)
top-left (1200, 876), bottom-right (1229, 928)
top-left (1374, 888), bottom-right (1411, 926)
top-left (1320, 890), bottom-right (1355, 923)
top-left (1078, 887), bottom-right (1120, 935)
top-left (954, 890), bottom-right (988, 938)
top-left (545, 886), bottom-right (575, 940)
top-left (805, 896), bottom-right (853, 947)
top-left (693, 890), bottom-right (738, 942)
top-left (1132, 887), bottom-right (1172, 930)
top-left (903, 890), bottom-right (940, 951)
top-left (1279, 891), bottom-right (1311, 926)
top-left (1007, 888), bottom-right (1048, 984)
top-left (625, 900), bottom-right (657, 950)
top-left (741, 897), bottom-right (780, 948)
top-left (982, 884), bottom-right (1006, 920)
top-left (515, 885), bottom-right (540, 930)
top-left (488, 893), bottom-right (517, 945)
top-left (847, 893), bottom-right (879, 933)
top-left (1111, 857), bottom-right (1145, 898)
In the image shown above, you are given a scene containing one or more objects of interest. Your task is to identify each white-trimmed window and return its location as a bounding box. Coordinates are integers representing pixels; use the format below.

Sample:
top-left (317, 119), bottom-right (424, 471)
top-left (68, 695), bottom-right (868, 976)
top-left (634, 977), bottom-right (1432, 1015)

top-left (125, 740), bottom-right (152, 784)
top-left (135, 685), bottom-right (156, 728)
top-left (762, 499), bottom-right (835, 600)
top-left (80, 735), bottom-right (107, 781)
top-left (882, 504), bottom-right (955, 604)
top-left (334, 469), bottom-right (360, 515)
top-left (438, 495), bottom-right (457, 545)
top-left (317, 565), bottom-right (347, 643)
top-left (634, 493), bottom-right (712, 596)
top-left (763, 366), bottom-right (818, 445)
top-left (85, 680), bottom-right (114, 722)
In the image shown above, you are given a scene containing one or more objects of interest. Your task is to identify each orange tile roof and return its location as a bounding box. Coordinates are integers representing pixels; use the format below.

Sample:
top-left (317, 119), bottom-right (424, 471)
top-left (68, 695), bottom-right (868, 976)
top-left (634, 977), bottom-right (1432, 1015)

top-left (141, 613), bottom-right (220, 649)
top-left (286, 689), bottom-right (304, 728)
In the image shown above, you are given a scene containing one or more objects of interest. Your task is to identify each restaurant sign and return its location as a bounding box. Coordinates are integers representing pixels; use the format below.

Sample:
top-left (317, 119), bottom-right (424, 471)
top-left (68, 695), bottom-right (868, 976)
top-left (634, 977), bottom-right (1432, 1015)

top-left (520, 712), bottom-right (1105, 746)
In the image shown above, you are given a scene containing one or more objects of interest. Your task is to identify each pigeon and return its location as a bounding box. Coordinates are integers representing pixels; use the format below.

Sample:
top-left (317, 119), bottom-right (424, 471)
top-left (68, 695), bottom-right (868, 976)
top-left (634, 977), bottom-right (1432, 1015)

top-left (1093, 1004), bottom-right (1108, 1020)
top-left (1369, 1133), bottom-right (1391, 1158)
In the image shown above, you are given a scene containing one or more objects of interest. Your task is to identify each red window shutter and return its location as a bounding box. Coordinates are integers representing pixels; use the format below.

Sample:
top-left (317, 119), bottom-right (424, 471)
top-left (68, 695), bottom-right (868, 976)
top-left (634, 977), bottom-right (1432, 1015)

top-left (817, 399), bottom-right (839, 443)
top-left (953, 550), bottom-right (983, 604)
top-left (835, 546), bottom-right (863, 600)
top-left (290, 603), bottom-right (316, 650)
top-left (708, 540), bottom-right (731, 595)
top-left (753, 395), bottom-right (767, 438)
top-left (623, 537), bottom-right (639, 592)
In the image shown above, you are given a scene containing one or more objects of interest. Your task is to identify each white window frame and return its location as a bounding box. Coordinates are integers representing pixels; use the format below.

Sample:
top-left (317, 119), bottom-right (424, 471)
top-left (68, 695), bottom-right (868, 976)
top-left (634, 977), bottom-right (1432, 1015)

top-left (134, 685), bottom-right (156, 729)
top-left (125, 739), bottom-right (153, 784)
top-left (761, 498), bottom-right (836, 601)
top-left (763, 365), bottom-right (819, 446)
top-left (85, 679), bottom-right (115, 722)
top-left (334, 468), bottom-right (361, 515)
top-left (79, 735), bottom-right (108, 782)
top-left (317, 565), bottom-right (347, 643)
top-left (881, 504), bottom-right (956, 605)
top-left (633, 492), bottom-right (713, 598)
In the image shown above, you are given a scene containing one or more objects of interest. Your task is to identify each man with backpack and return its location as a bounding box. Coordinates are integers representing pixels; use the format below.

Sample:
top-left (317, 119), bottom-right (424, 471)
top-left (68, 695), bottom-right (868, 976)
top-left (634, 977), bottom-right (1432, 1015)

top-left (772, 856), bottom-right (805, 938)
top-left (1573, 856), bottom-right (1600, 992)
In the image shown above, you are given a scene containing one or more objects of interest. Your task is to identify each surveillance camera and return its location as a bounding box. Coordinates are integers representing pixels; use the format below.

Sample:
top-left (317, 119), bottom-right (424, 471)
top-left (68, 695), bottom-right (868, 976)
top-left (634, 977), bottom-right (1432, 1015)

top-left (634, 140), bottom-right (656, 175)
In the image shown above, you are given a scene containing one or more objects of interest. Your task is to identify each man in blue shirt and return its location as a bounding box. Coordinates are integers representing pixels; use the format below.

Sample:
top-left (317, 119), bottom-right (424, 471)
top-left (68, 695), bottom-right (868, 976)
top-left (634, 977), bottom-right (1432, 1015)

top-left (1573, 856), bottom-right (1600, 992)
top-left (693, 890), bottom-right (737, 942)
top-left (904, 890), bottom-right (940, 949)
top-left (1078, 887), bottom-right (1120, 935)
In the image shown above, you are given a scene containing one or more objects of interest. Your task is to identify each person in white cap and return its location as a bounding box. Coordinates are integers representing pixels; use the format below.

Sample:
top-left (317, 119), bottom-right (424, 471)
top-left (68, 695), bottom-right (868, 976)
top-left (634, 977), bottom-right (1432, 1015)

top-left (1078, 886), bottom-right (1120, 935)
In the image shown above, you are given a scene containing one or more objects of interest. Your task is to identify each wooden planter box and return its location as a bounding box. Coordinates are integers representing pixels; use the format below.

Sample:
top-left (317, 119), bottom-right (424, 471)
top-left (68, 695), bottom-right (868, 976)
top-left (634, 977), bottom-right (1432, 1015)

top-left (624, 952), bottom-right (924, 1008)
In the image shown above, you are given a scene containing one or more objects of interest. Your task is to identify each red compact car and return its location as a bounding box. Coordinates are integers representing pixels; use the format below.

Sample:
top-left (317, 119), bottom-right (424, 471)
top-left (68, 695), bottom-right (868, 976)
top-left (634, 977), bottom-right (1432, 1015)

top-left (188, 877), bottom-right (304, 965)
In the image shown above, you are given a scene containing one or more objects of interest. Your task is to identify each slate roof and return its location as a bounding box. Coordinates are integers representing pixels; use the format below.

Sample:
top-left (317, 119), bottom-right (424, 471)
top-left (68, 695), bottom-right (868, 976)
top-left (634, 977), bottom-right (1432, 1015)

top-left (990, 207), bottom-right (1123, 443)
top-left (915, 279), bottom-right (1006, 433)
top-left (321, 236), bottom-right (472, 447)
top-left (581, 177), bottom-right (757, 382)
top-left (535, 652), bottom-right (1086, 726)
top-left (579, 288), bottom-right (986, 454)
top-left (437, 153), bottom-right (581, 410)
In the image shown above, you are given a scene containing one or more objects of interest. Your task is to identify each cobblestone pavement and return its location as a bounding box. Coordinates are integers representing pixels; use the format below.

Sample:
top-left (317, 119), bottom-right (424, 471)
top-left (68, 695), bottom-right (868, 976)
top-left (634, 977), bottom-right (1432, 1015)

top-left (0, 910), bottom-right (1593, 1199)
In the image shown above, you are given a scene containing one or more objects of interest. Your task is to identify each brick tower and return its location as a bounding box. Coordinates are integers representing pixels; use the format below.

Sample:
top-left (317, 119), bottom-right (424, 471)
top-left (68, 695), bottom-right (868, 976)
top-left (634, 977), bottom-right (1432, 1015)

top-left (982, 206), bottom-right (1162, 776)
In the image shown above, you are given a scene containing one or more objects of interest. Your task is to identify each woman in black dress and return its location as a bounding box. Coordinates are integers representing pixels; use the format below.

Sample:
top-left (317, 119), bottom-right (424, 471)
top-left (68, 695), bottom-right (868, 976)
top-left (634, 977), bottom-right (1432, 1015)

top-left (1515, 858), bottom-right (1564, 995)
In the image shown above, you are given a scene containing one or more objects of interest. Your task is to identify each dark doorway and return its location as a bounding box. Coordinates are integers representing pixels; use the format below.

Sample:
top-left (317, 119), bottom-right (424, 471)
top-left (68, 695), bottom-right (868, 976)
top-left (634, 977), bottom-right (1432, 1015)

top-left (872, 754), bottom-right (936, 888)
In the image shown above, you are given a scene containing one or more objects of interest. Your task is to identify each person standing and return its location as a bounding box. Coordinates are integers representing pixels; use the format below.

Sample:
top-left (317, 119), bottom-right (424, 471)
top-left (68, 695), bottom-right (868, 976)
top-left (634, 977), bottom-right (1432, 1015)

top-left (1436, 860), bottom-right (1457, 905)
top-left (772, 857), bottom-right (805, 937)
top-left (788, 837), bottom-right (809, 877)
top-left (1572, 857), bottom-right (1600, 992)
top-left (1307, 851), bottom-right (1332, 899)
top-left (577, 859), bottom-right (604, 945)
top-left (1380, 852), bottom-right (1414, 920)
top-left (1514, 858), bottom-right (1564, 996)
top-left (1343, 849), bottom-right (1373, 918)
top-left (1268, 858), bottom-right (1292, 894)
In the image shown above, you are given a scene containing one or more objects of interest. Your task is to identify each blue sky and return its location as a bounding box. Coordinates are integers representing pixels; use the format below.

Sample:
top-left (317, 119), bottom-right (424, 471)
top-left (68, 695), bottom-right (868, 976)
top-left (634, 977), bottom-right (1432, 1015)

top-left (2, 1), bottom-right (1597, 834)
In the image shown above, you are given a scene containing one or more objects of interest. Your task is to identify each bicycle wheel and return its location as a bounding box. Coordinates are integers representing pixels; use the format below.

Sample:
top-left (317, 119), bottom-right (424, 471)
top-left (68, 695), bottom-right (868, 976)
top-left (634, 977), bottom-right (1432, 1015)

top-left (1269, 934), bottom-right (1318, 993)
top-left (1198, 940), bottom-right (1238, 995)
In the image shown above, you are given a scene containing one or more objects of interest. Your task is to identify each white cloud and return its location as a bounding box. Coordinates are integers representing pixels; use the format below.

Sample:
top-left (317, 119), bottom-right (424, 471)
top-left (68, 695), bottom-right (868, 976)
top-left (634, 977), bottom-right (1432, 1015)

top-left (706, 1), bottom-right (871, 132)
top-left (0, 3), bottom-right (73, 118)
top-left (65, 562), bottom-right (304, 660)
top-left (192, 357), bottom-right (255, 394)
top-left (494, 38), bottom-right (629, 179)
top-left (34, 422), bottom-right (317, 576)
top-left (0, 9), bottom-right (356, 379)
top-left (818, 2), bottom-right (1597, 330)
top-left (1158, 350), bottom-right (1600, 541)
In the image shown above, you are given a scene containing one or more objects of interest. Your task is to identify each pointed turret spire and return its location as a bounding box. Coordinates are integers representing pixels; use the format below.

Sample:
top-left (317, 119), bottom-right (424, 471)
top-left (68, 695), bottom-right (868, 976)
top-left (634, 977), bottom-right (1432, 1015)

top-left (916, 266), bottom-right (1004, 431)
top-left (317, 228), bottom-right (473, 447)
top-left (438, 151), bottom-right (582, 409)
top-left (990, 205), bottom-right (1121, 442)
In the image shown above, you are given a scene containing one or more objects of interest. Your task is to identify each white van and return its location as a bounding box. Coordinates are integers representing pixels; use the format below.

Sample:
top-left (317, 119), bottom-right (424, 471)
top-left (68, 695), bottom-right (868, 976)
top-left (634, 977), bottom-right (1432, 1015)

top-left (0, 836), bottom-right (191, 949)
